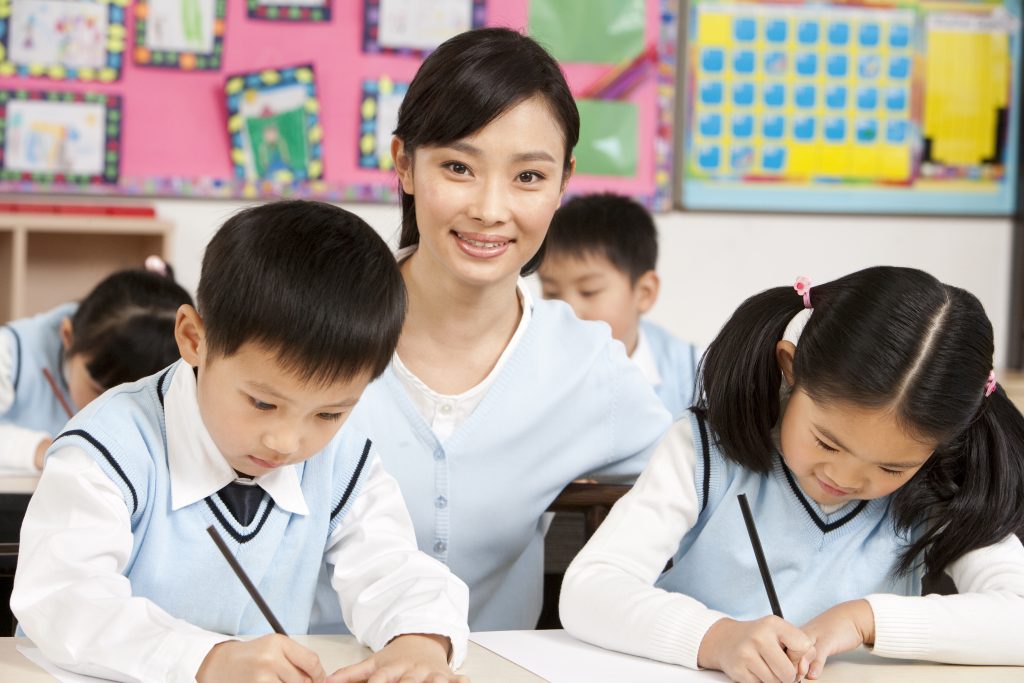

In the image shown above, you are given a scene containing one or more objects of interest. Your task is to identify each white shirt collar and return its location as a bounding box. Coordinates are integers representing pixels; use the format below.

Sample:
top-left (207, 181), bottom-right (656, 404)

top-left (631, 326), bottom-right (662, 387)
top-left (165, 360), bottom-right (309, 515)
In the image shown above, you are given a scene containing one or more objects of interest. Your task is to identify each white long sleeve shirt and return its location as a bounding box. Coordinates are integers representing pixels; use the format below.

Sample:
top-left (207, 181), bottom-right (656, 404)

top-left (560, 419), bottom-right (1024, 668)
top-left (0, 330), bottom-right (48, 471)
top-left (12, 364), bottom-right (470, 683)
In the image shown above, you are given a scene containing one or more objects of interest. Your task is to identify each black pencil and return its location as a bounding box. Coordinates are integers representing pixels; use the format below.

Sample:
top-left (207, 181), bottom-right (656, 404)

top-left (737, 493), bottom-right (784, 618)
top-left (42, 367), bottom-right (74, 418)
top-left (207, 525), bottom-right (286, 634)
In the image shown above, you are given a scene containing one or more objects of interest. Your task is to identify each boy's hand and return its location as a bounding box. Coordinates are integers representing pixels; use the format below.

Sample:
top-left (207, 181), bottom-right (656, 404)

top-left (698, 616), bottom-right (815, 683)
top-left (801, 599), bottom-right (875, 679)
top-left (327, 633), bottom-right (468, 683)
top-left (197, 634), bottom-right (326, 683)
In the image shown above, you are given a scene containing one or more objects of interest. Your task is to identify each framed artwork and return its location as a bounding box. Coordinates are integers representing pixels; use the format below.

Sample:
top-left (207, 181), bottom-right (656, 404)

top-left (358, 76), bottom-right (407, 170)
top-left (0, 89), bottom-right (121, 184)
top-left (225, 64), bottom-right (324, 184)
top-left (0, 0), bottom-right (127, 82)
top-left (680, 0), bottom-right (1021, 214)
top-left (363, 0), bottom-right (486, 54)
top-left (133, 0), bottom-right (226, 70)
top-left (247, 0), bottom-right (331, 21)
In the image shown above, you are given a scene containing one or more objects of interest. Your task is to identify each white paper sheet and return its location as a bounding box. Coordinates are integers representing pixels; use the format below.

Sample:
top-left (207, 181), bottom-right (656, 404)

top-left (16, 647), bottom-right (114, 682)
top-left (470, 630), bottom-right (729, 683)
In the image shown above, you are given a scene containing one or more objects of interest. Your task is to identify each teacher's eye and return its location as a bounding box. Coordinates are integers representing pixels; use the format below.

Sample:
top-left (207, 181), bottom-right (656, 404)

top-left (814, 437), bottom-right (839, 453)
top-left (517, 171), bottom-right (545, 183)
top-left (249, 397), bottom-right (275, 411)
top-left (442, 161), bottom-right (471, 175)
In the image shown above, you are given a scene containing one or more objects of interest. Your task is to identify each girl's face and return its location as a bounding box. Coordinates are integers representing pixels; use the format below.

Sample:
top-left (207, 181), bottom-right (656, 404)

top-left (779, 388), bottom-right (937, 505)
top-left (393, 96), bottom-right (573, 288)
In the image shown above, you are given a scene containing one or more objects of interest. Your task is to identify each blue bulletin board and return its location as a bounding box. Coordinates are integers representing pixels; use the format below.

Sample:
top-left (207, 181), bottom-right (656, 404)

top-left (680, 0), bottom-right (1022, 214)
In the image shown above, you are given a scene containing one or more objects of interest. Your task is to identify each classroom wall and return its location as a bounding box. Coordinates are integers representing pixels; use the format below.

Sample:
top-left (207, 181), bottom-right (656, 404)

top-left (157, 198), bottom-right (1011, 369)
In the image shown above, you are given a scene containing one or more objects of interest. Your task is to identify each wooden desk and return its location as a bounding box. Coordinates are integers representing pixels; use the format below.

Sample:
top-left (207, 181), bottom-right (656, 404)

top-left (0, 636), bottom-right (542, 682)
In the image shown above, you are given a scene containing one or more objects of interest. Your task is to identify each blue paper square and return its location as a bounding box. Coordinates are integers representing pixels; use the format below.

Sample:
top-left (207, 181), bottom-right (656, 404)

top-left (698, 145), bottom-right (721, 170)
top-left (826, 54), bottom-right (848, 77)
top-left (732, 114), bottom-right (754, 138)
top-left (889, 24), bottom-right (910, 48)
top-left (702, 48), bottom-right (725, 73)
top-left (762, 146), bottom-right (786, 171)
top-left (733, 82), bottom-right (755, 106)
top-left (795, 84), bottom-right (816, 108)
top-left (699, 113), bottom-right (722, 137)
top-left (796, 53), bottom-right (818, 76)
top-left (793, 116), bottom-right (816, 140)
top-left (824, 118), bottom-right (846, 142)
top-left (858, 55), bottom-right (881, 78)
top-left (733, 51), bottom-right (756, 74)
top-left (734, 18), bottom-right (756, 42)
top-left (886, 120), bottom-right (907, 143)
top-left (856, 119), bottom-right (878, 143)
top-left (828, 23), bottom-right (850, 46)
top-left (889, 56), bottom-right (910, 79)
top-left (857, 87), bottom-right (878, 110)
top-left (798, 22), bottom-right (819, 45)
top-left (763, 83), bottom-right (785, 107)
top-left (765, 20), bottom-right (788, 43)
top-left (859, 23), bottom-right (880, 47)
top-left (762, 115), bottom-right (785, 138)
top-left (700, 82), bottom-right (724, 105)
top-left (826, 86), bottom-right (847, 109)
top-left (764, 51), bottom-right (787, 76)
top-left (886, 87), bottom-right (907, 111)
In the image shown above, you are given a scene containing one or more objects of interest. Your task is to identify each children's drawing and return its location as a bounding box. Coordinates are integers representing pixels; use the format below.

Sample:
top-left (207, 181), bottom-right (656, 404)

top-left (0, 90), bottom-right (121, 184)
top-left (134, 0), bottom-right (225, 70)
top-left (226, 65), bottom-right (323, 184)
top-left (248, 0), bottom-right (331, 22)
top-left (0, 0), bottom-right (127, 82)
top-left (358, 77), bottom-right (407, 170)
top-left (363, 0), bottom-right (485, 54)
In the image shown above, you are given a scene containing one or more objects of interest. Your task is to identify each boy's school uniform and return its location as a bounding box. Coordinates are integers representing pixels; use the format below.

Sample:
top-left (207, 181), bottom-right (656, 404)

top-left (633, 320), bottom-right (699, 420)
top-left (560, 414), bottom-right (1024, 669)
top-left (12, 360), bottom-right (469, 683)
top-left (348, 295), bottom-right (673, 632)
top-left (0, 302), bottom-right (77, 470)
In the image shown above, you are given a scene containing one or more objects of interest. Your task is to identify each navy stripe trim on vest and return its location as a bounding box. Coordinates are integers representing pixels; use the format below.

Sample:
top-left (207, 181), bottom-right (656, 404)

top-left (332, 438), bottom-right (371, 520)
top-left (692, 410), bottom-right (712, 514)
top-left (205, 495), bottom-right (276, 544)
top-left (156, 367), bottom-right (172, 407)
top-left (55, 429), bottom-right (139, 515)
top-left (5, 326), bottom-right (21, 392)
top-left (781, 461), bottom-right (867, 533)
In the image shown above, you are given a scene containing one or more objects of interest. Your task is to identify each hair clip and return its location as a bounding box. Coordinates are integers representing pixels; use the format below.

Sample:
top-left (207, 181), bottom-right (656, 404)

top-left (145, 254), bottom-right (168, 276)
top-left (794, 276), bottom-right (812, 309)
top-left (985, 369), bottom-right (997, 397)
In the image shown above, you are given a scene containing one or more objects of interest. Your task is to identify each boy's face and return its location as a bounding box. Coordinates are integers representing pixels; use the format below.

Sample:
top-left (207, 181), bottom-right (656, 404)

top-left (538, 252), bottom-right (656, 356)
top-left (176, 307), bottom-right (371, 477)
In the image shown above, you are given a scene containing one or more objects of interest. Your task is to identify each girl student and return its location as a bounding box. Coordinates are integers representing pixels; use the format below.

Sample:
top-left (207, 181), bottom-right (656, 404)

top-left (560, 267), bottom-right (1024, 682)
top-left (346, 27), bottom-right (671, 631)
top-left (0, 258), bottom-right (192, 471)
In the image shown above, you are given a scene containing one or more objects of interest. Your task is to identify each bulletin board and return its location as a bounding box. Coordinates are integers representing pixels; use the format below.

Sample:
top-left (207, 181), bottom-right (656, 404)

top-left (680, 0), bottom-right (1022, 215)
top-left (0, 0), bottom-right (678, 211)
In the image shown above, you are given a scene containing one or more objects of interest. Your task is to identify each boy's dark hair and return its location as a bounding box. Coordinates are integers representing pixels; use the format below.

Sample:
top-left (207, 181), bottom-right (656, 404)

top-left (544, 193), bottom-right (658, 283)
top-left (69, 269), bottom-right (193, 391)
top-left (394, 27), bottom-right (579, 276)
top-left (197, 200), bottom-right (405, 385)
top-left (696, 266), bottom-right (1024, 577)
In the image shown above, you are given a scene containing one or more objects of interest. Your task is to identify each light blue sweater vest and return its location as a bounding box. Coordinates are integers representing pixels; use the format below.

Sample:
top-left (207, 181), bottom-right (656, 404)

top-left (1, 302), bottom-right (78, 434)
top-left (655, 411), bottom-right (922, 624)
top-left (348, 298), bottom-right (672, 631)
top-left (640, 320), bottom-right (699, 421)
top-left (51, 363), bottom-right (373, 636)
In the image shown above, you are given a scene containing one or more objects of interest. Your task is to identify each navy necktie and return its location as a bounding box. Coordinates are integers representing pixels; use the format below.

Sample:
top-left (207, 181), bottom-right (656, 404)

top-left (217, 481), bottom-right (265, 526)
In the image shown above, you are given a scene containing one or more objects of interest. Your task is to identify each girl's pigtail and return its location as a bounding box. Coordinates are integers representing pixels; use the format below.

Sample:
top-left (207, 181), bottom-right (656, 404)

top-left (696, 287), bottom-right (805, 472)
top-left (892, 385), bottom-right (1024, 575)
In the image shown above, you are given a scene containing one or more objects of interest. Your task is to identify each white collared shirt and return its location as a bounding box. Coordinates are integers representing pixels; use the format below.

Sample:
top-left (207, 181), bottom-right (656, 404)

top-left (0, 330), bottom-right (49, 471)
top-left (12, 362), bottom-right (470, 682)
top-left (629, 326), bottom-right (662, 389)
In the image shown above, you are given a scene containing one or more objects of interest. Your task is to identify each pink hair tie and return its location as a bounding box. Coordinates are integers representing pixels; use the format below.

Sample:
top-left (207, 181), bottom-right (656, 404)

top-left (985, 369), bottom-right (997, 397)
top-left (794, 276), bottom-right (812, 309)
top-left (145, 254), bottom-right (168, 276)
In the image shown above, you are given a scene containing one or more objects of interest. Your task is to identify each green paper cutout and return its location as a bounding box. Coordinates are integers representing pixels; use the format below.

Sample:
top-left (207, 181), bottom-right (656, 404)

top-left (575, 99), bottom-right (638, 177)
top-left (528, 0), bottom-right (645, 64)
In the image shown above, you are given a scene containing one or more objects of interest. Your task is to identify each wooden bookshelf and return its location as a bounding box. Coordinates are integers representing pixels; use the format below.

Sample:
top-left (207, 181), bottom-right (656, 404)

top-left (0, 212), bottom-right (171, 323)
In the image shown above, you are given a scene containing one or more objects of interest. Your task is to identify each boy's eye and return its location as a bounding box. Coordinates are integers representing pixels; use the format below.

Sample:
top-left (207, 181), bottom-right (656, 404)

top-left (317, 412), bottom-right (343, 422)
top-left (580, 289), bottom-right (602, 298)
top-left (814, 437), bottom-right (839, 453)
top-left (250, 397), bottom-right (275, 411)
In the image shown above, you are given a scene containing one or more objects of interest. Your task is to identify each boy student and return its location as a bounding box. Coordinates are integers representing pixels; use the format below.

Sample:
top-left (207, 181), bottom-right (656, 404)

top-left (539, 193), bottom-right (699, 419)
top-left (12, 201), bottom-right (470, 683)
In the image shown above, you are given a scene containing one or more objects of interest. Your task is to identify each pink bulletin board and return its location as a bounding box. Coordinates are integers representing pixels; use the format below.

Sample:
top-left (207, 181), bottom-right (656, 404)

top-left (0, 0), bottom-right (677, 211)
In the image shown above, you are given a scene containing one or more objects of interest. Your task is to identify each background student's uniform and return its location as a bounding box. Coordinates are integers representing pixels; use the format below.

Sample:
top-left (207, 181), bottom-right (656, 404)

top-left (0, 303), bottom-right (78, 470)
top-left (12, 360), bottom-right (469, 682)
top-left (560, 416), bottom-right (1024, 668)
top-left (348, 249), bottom-right (672, 631)
top-left (633, 319), bottom-right (700, 421)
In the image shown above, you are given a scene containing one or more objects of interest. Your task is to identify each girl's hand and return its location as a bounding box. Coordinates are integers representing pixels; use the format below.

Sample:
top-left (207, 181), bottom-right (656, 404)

top-left (327, 634), bottom-right (468, 683)
top-left (196, 634), bottom-right (326, 683)
top-left (698, 616), bottom-right (815, 683)
top-left (801, 600), bottom-right (876, 679)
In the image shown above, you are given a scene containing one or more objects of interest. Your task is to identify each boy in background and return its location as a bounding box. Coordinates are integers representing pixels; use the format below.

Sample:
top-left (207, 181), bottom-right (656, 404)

top-left (539, 193), bottom-right (699, 419)
top-left (13, 200), bottom-right (469, 683)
